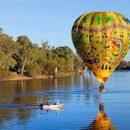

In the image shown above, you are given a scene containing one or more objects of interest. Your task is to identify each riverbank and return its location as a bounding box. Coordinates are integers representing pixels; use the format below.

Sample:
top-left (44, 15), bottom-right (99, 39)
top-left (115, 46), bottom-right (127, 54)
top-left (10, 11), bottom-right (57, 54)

top-left (0, 73), bottom-right (74, 81)
top-left (0, 75), bottom-right (48, 81)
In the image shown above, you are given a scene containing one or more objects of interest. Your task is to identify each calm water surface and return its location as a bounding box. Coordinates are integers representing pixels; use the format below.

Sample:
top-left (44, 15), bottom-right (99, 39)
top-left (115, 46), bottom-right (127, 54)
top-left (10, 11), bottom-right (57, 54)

top-left (0, 71), bottom-right (130, 130)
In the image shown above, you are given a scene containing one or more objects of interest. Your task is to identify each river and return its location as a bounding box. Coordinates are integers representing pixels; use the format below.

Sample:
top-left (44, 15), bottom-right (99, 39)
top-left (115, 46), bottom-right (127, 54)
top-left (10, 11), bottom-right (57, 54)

top-left (0, 71), bottom-right (130, 130)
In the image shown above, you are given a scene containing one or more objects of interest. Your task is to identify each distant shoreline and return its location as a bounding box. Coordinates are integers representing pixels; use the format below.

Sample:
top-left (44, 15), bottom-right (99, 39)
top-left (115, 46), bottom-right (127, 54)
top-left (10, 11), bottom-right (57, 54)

top-left (116, 67), bottom-right (130, 71)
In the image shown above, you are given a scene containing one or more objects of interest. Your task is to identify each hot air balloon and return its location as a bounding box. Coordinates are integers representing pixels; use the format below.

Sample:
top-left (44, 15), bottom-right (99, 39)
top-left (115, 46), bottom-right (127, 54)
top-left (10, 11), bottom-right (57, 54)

top-left (72, 12), bottom-right (130, 86)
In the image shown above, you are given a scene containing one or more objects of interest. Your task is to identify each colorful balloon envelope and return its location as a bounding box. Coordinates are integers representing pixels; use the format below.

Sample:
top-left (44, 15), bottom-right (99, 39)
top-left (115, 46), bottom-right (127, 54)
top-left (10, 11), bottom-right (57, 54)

top-left (72, 12), bottom-right (130, 83)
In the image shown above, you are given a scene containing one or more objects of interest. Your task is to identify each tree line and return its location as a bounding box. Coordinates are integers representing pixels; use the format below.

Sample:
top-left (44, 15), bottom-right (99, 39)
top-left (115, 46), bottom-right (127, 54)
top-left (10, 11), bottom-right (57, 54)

top-left (0, 28), bottom-right (80, 78)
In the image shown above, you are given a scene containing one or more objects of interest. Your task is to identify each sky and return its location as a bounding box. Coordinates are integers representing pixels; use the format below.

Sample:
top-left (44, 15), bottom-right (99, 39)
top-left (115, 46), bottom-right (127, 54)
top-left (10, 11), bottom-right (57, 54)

top-left (0, 0), bottom-right (130, 60)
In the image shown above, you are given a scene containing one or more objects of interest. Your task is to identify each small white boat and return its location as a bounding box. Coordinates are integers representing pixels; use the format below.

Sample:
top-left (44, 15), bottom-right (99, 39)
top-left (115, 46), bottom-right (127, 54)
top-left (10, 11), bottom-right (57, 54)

top-left (42, 103), bottom-right (63, 111)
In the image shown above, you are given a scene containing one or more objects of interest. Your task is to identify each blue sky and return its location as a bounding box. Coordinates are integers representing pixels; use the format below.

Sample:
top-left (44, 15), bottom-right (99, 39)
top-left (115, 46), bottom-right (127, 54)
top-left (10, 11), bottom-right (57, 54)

top-left (0, 0), bottom-right (130, 60)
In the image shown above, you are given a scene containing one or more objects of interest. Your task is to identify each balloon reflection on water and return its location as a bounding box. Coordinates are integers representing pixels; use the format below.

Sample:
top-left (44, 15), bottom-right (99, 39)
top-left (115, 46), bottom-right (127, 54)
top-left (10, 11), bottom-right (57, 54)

top-left (82, 103), bottom-right (116, 130)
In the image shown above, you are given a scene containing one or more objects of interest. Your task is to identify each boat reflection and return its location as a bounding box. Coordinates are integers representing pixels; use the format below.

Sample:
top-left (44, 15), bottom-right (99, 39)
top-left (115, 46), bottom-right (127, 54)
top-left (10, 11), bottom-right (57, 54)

top-left (82, 103), bottom-right (116, 130)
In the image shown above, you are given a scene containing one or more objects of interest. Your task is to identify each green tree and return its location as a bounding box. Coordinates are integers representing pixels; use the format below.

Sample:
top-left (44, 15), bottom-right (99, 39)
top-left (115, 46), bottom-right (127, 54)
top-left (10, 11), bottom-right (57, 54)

top-left (0, 32), bottom-right (17, 77)
top-left (53, 46), bottom-right (74, 73)
top-left (16, 35), bottom-right (33, 75)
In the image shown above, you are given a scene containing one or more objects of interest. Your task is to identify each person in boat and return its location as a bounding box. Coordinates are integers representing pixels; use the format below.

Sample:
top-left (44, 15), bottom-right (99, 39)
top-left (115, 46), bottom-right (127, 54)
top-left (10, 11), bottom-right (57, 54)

top-left (40, 103), bottom-right (43, 110)
top-left (54, 100), bottom-right (60, 105)
top-left (39, 101), bottom-right (50, 108)
top-left (99, 83), bottom-right (105, 93)
top-left (45, 101), bottom-right (51, 105)
top-left (40, 100), bottom-right (59, 107)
